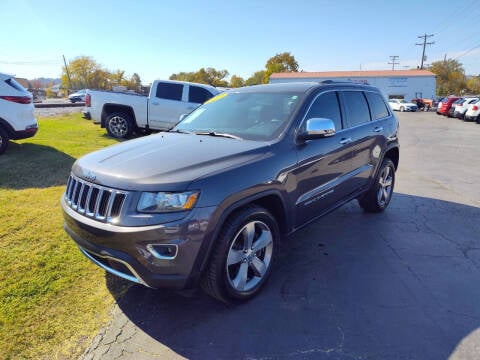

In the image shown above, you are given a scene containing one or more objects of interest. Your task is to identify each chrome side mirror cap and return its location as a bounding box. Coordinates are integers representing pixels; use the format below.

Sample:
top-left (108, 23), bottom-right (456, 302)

top-left (301, 118), bottom-right (336, 140)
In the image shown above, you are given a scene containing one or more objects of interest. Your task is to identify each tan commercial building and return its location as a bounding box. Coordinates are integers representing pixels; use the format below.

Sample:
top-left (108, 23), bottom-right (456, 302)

top-left (270, 70), bottom-right (436, 101)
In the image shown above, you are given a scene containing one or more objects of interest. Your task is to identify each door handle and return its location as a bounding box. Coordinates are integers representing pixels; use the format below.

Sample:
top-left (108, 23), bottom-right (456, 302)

top-left (339, 137), bottom-right (352, 145)
top-left (373, 126), bottom-right (383, 132)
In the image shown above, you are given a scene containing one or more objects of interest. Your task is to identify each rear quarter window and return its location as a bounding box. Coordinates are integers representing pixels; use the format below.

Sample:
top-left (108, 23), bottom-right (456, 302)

top-left (5, 78), bottom-right (26, 92)
top-left (365, 92), bottom-right (390, 120)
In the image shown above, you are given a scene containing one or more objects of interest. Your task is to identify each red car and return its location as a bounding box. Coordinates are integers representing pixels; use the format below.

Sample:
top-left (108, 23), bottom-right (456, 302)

top-left (438, 96), bottom-right (460, 115)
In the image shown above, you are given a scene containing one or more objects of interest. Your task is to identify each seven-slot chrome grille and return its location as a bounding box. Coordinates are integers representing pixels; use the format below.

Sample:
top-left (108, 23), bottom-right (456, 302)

top-left (64, 174), bottom-right (127, 223)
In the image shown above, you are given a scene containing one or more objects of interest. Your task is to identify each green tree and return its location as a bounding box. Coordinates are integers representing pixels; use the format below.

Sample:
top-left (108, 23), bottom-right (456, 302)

top-left (264, 52), bottom-right (299, 83)
top-left (61, 56), bottom-right (107, 90)
top-left (170, 67), bottom-right (229, 87)
top-left (467, 76), bottom-right (480, 94)
top-left (229, 75), bottom-right (245, 88)
top-left (170, 71), bottom-right (196, 82)
top-left (131, 73), bottom-right (141, 89)
top-left (110, 70), bottom-right (125, 87)
top-left (429, 59), bottom-right (467, 95)
top-left (245, 70), bottom-right (266, 86)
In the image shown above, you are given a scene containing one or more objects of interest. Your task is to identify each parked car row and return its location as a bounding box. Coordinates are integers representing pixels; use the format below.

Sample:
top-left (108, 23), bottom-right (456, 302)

top-left (387, 98), bottom-right (435, 112)
top-left (436, 95), bottom-right (480, 123)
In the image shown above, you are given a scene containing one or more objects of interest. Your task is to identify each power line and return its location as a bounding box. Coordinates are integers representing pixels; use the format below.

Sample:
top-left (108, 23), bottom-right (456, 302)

top-left (388, 55), bottom-right (399, 70)
top-left (416, 34), bottom-right (434, 69)
top-left (432, 0), bottom-right (478, 35)
top-left (453, 41), bottom-right (480, 60)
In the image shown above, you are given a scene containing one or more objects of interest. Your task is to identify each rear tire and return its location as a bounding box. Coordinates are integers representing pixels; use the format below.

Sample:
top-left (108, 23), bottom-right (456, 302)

top-left (400, 106), bottom-right (405, 112)
top-left (358, 158), bottom-right (395, 213)
top-left (106, 112), bottom-right (134, 139)
top-left (0, 127), bottom-right (9, 155)
top-left (201, 206), bottom-right (279, 303)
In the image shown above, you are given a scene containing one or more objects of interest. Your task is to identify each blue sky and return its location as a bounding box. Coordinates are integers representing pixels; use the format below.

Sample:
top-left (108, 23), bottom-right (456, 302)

top-left (2, 0), bottom-right (480, 84)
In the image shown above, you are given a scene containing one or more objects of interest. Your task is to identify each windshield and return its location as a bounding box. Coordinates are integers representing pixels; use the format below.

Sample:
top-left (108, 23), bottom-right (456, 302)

top-left (174, 91), bottom-right (302, 141)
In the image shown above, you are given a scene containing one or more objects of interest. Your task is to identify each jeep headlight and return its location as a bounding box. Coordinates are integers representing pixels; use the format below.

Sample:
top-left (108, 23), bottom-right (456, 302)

top-left (137, 191), bottom-right (199, 213)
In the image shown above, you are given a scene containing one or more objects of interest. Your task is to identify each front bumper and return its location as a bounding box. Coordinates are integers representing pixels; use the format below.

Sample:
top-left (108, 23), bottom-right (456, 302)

top-left (464, 114), bottom-right (477, 121)
top-left (61, 196), bottom-right (217, 289)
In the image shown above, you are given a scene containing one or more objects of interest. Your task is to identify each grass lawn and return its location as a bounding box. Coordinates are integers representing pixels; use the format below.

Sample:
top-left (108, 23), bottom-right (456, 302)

top-left (0, 113), bottom-right (128, 359)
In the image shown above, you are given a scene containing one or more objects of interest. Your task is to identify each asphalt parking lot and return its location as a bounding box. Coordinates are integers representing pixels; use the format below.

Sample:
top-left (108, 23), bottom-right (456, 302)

top-left (82, 111), bottom-right (480, 360)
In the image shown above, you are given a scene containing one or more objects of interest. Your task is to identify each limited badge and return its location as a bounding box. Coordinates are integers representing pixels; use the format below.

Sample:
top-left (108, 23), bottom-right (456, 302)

top-left (372, 145), bottom-right (381, 158)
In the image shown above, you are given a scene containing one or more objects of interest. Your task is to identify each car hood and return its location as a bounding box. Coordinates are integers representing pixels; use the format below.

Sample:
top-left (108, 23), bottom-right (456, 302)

top-left (72, 132), bottom-right (270, 191)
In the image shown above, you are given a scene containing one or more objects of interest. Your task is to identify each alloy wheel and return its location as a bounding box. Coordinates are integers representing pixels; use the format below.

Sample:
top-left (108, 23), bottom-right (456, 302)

top-left (108, 116), bottom-right (128, 137)
top-left (226, 220), bottom-right (273, 292)
top-left (377, 165), bottom-right (393, 207)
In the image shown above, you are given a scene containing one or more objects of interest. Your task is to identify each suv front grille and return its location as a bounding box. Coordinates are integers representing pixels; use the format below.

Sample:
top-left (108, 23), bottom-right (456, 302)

top-left (65, 174), bottom-right (127, 223)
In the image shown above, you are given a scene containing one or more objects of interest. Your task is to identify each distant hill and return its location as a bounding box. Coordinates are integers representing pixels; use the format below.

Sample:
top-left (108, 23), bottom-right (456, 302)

top-left (30, 77), bottom-right (61, 87)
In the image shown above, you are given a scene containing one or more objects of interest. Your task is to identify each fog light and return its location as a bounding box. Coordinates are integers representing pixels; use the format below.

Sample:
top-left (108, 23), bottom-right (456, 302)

top-left (147, 244), bottom-right (178, 260)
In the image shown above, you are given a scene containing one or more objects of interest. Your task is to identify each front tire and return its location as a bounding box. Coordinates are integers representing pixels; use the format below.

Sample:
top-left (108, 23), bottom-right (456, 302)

top-left (106, 112), bottom-right (133, 139)
top-left (201, 206), bottom-right (279, 303)
top-left (400, 106), bottom-right (405, 112)
top-left (0, 127), bottom-right (9, 155)
top-left (358, 158), bottom-right (395, 213)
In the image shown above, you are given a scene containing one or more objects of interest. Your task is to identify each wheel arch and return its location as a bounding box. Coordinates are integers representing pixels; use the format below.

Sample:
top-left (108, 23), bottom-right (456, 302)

top-left (0, 118), bottom-right (15, 137)
top-left (100, 104), bottom-right (137, 129)
top-left (384, 145), bottom-right (399, 170)
top-left (194, 190), bottom-right (290, 279)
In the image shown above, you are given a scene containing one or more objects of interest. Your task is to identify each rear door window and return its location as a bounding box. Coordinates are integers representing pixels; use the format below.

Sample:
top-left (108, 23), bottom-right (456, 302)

top-left (342, 91), bottom-right (371, 128)
top-left (155, 82), bottom-right (183, 101)
top-left (188, 86), bottom-right (214, 104)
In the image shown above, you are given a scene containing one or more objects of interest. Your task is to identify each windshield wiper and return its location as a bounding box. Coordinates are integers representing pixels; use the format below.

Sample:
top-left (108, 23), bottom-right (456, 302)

top-left (194, 131), bottom-right (242, 140)
top-left (168, 129), bottom-right (192, 134)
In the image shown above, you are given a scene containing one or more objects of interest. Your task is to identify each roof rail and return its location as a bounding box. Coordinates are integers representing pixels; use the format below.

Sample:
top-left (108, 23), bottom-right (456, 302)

top-left (320, 79), bottom-right (370, 85)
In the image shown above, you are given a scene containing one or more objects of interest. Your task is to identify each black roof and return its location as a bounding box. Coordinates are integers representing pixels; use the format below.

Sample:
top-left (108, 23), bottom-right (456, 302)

top-left (231, 81), bottom-right (379, 94)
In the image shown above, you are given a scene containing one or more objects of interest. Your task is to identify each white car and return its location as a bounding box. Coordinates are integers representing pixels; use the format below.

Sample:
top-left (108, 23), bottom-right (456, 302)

top-left (0, 73), bottom-right (38, 155)
top-left (68, 89), bottom-right (86, 103)
top-left (464, 101), bottom-right (480, 123)
top-left (454, 97), bottom-right (479, 119)
top-left (388, 99), bottom-right (418, 112)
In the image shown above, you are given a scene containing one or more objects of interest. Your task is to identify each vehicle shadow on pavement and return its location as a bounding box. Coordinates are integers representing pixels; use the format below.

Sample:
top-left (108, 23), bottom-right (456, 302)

top-left (102, 193), bottom-right (480, 360)
top-left (0, 142), bottom-right (75, 189)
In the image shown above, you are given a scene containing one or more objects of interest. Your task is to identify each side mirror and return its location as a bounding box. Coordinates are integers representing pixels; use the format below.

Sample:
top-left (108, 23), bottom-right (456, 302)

top-left (300, 118), bottom-right (336, 141)
top-left (179, 113), bottom-right (188, 122)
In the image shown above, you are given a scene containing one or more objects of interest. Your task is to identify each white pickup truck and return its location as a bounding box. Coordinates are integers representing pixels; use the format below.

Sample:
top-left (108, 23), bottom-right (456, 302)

top-left (83, 80), bottom-right (221, 138)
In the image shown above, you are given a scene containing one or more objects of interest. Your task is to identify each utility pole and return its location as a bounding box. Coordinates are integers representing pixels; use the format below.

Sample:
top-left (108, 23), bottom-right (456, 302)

top-left (62, 55), bottom-right (72, 92)
top-left (416, 34), bottom-right (434, 69)
top-left (388, 55), bottom-right (399, 70)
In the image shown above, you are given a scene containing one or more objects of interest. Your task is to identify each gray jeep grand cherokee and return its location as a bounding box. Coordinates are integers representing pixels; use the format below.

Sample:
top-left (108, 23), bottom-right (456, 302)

top-left (61, 81), bottom-right (399, 302)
